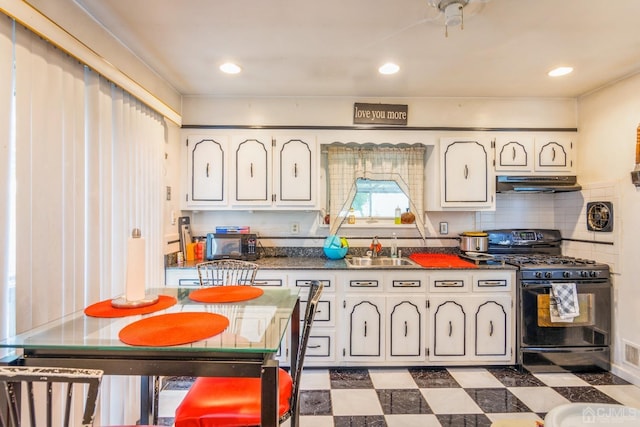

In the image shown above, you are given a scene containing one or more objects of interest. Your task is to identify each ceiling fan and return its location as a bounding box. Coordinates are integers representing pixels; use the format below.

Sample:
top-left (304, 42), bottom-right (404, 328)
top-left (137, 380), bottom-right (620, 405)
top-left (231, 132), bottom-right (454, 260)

top-left (426, 0), bottom-right (491, 36)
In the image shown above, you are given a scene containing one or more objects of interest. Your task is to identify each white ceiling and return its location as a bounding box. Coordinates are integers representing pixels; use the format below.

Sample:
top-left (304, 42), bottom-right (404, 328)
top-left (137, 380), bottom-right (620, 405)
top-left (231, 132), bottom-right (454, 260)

top-left (76, 0), bottom-right (640, 98)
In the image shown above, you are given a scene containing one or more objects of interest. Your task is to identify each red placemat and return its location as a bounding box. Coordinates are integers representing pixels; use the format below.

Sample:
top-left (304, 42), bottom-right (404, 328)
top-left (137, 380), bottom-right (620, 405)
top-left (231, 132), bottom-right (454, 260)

top-left (189, 286), bottom-right (264, 303)
top-left (84, 295), bottom-right (177, 318)
top-left (118, 312), bottom-right (229, 346)
top-left (409, 253), bottom-right (478, 269)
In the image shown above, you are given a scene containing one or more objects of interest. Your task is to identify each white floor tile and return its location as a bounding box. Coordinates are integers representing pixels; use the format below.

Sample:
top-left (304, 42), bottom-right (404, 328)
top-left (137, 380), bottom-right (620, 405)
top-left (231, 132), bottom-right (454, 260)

top-left (447, 367), bottom-right (504, 388)
top-left (158, 389), bottom-right (187, 417)
top-left (486, 413), bottom-right (543, 425)
top-left (296, 415), bottom-right (335, 427)
top-left (508, 386), bottom-right (570, 413)
top-left (596, 385), bottom-right (640, 408)
top-left (369, 368), bottom-right (417, 389)
top-left (330, 389), bottom-right (384, 416)
top-left (300, 368), bottom-right (331, 390)
top-left (385, 414), bottom-right (443, 427)
top-left (421, 388), bottom-right (483, 414)
top-left (533, 372), bottom-right (590, 387)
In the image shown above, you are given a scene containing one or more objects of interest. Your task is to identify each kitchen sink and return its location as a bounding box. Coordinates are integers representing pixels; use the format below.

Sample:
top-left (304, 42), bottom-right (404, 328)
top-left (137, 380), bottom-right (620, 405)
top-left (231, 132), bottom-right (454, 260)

top-left (345, 256), bottom-right (418, 268)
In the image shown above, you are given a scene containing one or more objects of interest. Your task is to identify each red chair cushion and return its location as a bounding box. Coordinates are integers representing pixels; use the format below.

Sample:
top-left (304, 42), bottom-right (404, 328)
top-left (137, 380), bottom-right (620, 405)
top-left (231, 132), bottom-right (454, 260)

top-left (174, 368), bottom-right (293, 427)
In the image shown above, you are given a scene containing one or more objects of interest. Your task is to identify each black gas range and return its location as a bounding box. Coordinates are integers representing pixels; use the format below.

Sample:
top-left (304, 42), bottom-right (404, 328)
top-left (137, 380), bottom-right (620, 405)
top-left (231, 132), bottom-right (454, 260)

top-left (485, 229), bottom-right (612, 373)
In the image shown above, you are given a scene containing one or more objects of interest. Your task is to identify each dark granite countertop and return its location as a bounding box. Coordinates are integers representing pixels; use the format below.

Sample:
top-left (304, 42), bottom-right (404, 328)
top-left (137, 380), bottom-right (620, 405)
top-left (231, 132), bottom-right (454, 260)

top-left (166, 256), bottom-right (516, 271)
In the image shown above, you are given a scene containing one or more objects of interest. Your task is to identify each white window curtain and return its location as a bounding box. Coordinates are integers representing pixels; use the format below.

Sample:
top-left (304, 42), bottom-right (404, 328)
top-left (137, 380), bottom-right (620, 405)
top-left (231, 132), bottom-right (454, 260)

top-left (1, 16), bottom-right (165, 424)
top-left (327, 144), bottom-right (426, 239)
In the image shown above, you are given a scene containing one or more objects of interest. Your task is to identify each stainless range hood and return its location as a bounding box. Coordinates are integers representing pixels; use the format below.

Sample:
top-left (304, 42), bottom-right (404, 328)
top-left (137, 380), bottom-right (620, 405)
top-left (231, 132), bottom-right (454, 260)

top-left (496, 175), bottom-right (582, 193)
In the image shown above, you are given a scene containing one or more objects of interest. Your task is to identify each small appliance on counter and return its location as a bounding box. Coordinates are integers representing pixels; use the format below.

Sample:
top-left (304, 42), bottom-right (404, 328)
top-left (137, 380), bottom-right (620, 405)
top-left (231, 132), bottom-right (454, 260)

top-left (205, 233), bottom-right (258, 261)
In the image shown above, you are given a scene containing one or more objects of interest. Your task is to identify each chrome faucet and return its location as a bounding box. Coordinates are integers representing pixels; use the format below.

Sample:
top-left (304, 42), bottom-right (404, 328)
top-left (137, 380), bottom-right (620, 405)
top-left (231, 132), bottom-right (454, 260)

top-left (370, 236), bottom-right (381, 257)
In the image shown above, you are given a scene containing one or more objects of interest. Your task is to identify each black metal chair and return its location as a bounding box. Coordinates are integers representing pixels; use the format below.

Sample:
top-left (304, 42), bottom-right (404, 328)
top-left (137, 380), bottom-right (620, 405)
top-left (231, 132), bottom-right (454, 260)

top-left (0, 366), bottom-right (102, 427)
top-left (173, 281), bottom-right (324, 427)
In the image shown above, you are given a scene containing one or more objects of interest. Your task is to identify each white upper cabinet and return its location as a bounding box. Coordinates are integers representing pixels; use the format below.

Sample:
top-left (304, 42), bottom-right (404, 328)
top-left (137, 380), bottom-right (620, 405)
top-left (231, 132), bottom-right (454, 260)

top-left (439, 137), bottom-right (494, 209)
top-left (231, 134), bottom-right (318, 209)
top-left (494, 135), bottom-right (534, 172)
top-left (232, 136), bottom-right (272, 206)
top-left (183, 134), bottom-right (229, 209)
top-left (495, 135), bottom-right (575, 174)
top-left (534, 137), bottom-right (574, 172)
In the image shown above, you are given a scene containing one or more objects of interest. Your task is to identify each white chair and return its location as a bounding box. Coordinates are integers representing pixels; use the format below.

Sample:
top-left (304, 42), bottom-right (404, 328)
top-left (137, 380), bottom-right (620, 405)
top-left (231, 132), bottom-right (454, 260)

top-left (0, 366), bottom-right (102, 427)
top-left (196, 259), bottom-right (259, 287)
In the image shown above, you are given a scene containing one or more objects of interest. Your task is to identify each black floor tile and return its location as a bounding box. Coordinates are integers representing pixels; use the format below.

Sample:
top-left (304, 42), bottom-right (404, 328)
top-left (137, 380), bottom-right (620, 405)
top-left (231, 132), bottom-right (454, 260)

top-left (466, 388), bottom-right (532, 413)
top-left (408, 367), bottom-right (460, 388)
top-left (299, 390), bottom-right (333, 416)
top-left (574, 371), bottom-right (631, 385)
top-left (329, 368), bottom-right (374, 389)
top-left (436, 413), bottom-right (493, 427)
top-left (376, 389), bottom-right (433, 414)
top-left (552, 386), bottom-right (621, 404)
top-left (488, 366), bottom-right (546, 387)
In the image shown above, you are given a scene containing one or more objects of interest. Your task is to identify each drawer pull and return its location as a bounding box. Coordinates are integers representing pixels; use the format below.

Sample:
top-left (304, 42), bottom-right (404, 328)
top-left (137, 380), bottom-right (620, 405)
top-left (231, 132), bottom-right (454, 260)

top-left (308, 344), bottom-right (321, 349)
top-left (352, 281), bottom-right (377, 287)
top-left (396, 281), bottom-right (418, 287)
top-left (437, 281), bottom-right (463, 287)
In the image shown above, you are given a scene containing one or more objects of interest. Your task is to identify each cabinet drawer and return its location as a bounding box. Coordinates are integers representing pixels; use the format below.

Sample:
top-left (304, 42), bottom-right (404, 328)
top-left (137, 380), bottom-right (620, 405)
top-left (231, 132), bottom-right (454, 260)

top-left (301, 296), bottom-right (335, 326)
top-left (349, 279), bottom-right (380, 288)
top-left (177, 278), bottom-right (202, 287)
top-left (472, 271), bottom-right (514, 292)
top-left (429, 273), bottom-right (471, 292)
top-left (253, 272), bottom-right (286, 287)
top-left (294, 278), bottom-right (333, 290)
top-left (306, 335), bottom-right (333, 358)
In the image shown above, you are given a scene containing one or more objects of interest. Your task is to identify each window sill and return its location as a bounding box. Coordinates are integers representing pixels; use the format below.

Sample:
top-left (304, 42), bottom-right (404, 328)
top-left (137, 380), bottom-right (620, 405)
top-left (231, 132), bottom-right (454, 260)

top-left (319, 222), bottom-right (416, 229)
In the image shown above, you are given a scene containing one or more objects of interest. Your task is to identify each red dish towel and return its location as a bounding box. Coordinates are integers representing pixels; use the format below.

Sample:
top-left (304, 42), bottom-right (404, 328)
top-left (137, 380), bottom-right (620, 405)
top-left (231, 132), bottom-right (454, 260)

top-left (409, 253), bottom-right (478, 269)
top-left (189, 286), bottom-right (264, 303)
top-left (118, 312), bottom-right (229, 346)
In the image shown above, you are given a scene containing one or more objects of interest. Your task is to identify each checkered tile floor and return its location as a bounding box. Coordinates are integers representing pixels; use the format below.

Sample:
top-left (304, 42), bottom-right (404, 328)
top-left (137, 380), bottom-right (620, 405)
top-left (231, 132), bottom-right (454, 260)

top-left (158, 367), bottom-right (640, 427)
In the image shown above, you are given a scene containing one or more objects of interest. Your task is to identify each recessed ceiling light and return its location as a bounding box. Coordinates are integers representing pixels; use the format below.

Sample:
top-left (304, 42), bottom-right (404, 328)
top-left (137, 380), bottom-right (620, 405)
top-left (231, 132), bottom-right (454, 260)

top-left (378, 62), bottom-right (400, 75)
top-left (220, 62), bottom-right (242, 74)
top-left (548, 66), bottom-right (573, 77)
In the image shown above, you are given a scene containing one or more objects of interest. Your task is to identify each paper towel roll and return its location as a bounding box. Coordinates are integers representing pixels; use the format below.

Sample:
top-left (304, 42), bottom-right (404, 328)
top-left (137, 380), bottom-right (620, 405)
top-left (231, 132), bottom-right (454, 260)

top-left (125, 229), bottom-right (146, 301)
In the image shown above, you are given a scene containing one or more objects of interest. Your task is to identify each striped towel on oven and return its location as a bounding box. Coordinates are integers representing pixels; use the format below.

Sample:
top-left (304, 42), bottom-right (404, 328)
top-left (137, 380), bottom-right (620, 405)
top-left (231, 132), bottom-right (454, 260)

top-left (551, 282), bottom-right (580, 320)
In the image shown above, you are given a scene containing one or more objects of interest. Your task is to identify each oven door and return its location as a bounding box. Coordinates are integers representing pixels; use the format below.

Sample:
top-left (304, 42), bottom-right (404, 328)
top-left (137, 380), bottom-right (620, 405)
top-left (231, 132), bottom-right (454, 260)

top-left (520, 280), bottom-right (611, 348)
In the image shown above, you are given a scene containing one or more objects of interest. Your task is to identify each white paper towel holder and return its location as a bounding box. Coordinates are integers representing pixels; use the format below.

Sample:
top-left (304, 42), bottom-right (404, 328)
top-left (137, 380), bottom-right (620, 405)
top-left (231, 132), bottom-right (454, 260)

top-left (112, 228), bottom-right (160, 309)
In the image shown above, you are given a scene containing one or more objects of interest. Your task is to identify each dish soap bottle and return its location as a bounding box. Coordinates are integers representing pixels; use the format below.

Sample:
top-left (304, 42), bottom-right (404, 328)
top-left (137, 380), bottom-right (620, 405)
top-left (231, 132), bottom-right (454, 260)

top-left (391, 233), bottom-right (398, 257)
top-left (348, 208), bottom-right (356, 224)
top-left (394, 206), bottom-right (401, 224)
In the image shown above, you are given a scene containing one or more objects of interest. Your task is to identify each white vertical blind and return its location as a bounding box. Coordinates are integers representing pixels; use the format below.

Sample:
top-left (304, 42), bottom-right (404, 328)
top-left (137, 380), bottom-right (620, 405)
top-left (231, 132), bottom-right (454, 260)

top-left (1, 15), bottom-right (165, 424)
top-left (0, 15), bottom-right (14, 344)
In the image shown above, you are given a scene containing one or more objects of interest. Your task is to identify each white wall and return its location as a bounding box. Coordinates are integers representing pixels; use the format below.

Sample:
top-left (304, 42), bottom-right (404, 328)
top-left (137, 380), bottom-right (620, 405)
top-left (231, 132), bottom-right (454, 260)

top-left (575, 73), bottom-right (640, 384)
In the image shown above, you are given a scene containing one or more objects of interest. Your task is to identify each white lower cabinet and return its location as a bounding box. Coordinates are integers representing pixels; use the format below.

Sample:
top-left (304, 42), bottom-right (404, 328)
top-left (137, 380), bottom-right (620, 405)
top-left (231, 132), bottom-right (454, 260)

top-left (428, 294), bottom-right (513, 363)
top-left (387, 297), bottom-right (426, 362)
top-left (342, 295), bottom-right (386, 362)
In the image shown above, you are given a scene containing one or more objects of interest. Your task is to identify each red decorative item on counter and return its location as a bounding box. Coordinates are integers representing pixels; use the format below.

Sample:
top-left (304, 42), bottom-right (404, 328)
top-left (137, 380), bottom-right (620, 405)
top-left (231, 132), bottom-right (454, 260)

top-left (409, 253), bottom-right (478, 269)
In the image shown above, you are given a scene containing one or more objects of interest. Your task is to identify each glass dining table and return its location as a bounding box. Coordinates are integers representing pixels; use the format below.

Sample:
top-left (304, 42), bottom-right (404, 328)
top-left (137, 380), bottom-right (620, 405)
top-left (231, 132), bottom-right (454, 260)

top-left (0, 286), bottom-right (301, 426)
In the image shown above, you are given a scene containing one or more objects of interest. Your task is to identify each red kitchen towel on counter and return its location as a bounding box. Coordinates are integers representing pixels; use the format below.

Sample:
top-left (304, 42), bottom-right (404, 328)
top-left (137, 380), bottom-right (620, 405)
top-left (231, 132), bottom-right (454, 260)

top-left (119, 312), bottom-right (229, 346)
top-left (189, 286), bottom-right (264, 303)
top-left (84, 295), bottom-right (176, 318)
top-left (409, 253), bottom-right (478, 269)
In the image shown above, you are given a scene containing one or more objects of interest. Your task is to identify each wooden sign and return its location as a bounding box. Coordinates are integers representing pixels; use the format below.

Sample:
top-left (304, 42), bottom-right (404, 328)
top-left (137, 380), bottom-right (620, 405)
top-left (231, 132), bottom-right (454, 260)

top-left (353, 103), bottom-right (408, 125)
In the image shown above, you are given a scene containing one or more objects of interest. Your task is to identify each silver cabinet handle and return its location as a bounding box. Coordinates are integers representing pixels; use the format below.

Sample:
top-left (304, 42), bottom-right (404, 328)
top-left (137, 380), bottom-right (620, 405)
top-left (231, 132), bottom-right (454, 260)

top-left (294, 163), bottom-right (298, 178)
top-left (404, 321), bottom-right (408, 337)
top-left (206, 163), bottom-right (210, 177)
top-left (364, 321), bottom-right (368, 337)
top-left (512, 146), bottom-right (516, 160)
top-left (250, 162), bottom-right (253, 178)
top-left (448, 321), bottom-right (453, 337)
top-left (552, 147), bottom-right (556, 161)
top-left (489, 320), bottom-right (494, 337)
top-left (464, 165), bottom-right (469, 179)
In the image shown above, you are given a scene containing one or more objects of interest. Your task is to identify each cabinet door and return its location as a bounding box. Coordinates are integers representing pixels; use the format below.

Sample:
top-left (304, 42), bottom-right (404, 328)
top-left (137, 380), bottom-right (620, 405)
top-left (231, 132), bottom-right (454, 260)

top-left (232, 136), bottom-right (271, 206)
top-left (440, 138), bottom-right (493, 208)
top-left (185, 135), bottom-right (228, 207)
top-left (387, 297), bottom-right (425, 361)
top-left (429, 298), bottom-right (466, 360)
top-left (494, 136), bottom-right (534, 172)
top-left (474, 297), bottom-right (510, 358)
top-left (273, 136), bottom-right (317, 207)
top-left (534, 137), bottom-right (574, 172)
top-left (342, 296), bottom-right (385, 361)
